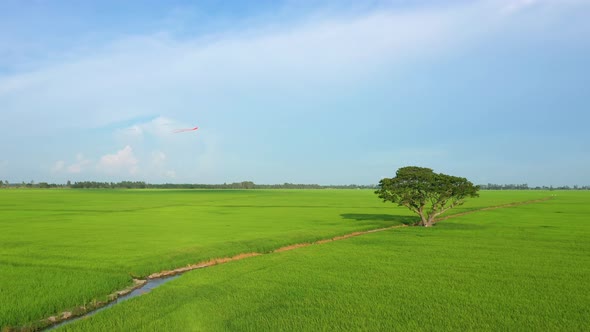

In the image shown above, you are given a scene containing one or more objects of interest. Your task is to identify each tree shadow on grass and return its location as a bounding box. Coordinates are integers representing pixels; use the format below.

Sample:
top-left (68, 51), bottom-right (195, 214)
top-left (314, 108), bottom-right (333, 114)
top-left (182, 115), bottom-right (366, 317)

top-left (437, 222), bottom-right (487, 230)
top-left (340, 214), bottom-right (487, 230)
top-left (340, 213), bottom-right (417, 227)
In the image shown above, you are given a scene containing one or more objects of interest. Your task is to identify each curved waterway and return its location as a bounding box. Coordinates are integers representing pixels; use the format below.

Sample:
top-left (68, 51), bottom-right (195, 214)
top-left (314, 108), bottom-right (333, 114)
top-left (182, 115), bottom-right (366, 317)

top-left (45, 275), bottom-right (180, 331)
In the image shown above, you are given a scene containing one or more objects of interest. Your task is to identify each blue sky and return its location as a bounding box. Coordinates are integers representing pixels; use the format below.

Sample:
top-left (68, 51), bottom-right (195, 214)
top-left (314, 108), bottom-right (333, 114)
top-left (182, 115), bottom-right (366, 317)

top-left (1, 0), bottom-right (589, 185)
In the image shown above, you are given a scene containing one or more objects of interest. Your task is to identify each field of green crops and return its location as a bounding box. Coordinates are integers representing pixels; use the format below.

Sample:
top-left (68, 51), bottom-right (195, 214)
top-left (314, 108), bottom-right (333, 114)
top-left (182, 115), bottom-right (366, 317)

top-left (56, 191), bottom-right (589, 332)
top-left (1, 189), bottom-right (585, 331)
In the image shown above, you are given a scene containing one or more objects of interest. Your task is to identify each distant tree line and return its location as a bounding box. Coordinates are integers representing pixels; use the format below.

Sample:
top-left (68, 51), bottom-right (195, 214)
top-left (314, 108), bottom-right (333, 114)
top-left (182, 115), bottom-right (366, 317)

top-left (0, 180), bottom-right (377, 190)
top-left (68, 181), bottom-right (378, 189)
top-left (479, 183), bottom-right (590, 190)
top-left (1, 180), bottom-right (589, 190)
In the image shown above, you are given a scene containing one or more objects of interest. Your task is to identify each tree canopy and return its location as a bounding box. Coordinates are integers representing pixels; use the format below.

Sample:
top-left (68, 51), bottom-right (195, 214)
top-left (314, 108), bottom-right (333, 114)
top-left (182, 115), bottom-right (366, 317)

top-left (376, 166), bottom-right (479, 227)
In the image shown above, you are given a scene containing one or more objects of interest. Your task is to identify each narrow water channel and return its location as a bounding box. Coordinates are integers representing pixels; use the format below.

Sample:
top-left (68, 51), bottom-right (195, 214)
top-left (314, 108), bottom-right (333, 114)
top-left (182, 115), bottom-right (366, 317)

top-left (46, 275), bottom-right (180, 331)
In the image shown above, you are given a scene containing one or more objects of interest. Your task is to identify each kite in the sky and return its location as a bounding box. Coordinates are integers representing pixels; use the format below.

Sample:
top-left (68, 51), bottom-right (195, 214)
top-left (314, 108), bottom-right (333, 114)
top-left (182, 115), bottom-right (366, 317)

top-left (173, 126), bottom-right (199, 133)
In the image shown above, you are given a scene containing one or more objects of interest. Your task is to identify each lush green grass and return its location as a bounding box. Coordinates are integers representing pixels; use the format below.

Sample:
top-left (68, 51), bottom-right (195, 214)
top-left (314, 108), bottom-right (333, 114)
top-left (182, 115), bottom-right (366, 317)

top-left (57, 191), bottom-right (590, 331)
top-left (0, 189), bottom-right (549, 328)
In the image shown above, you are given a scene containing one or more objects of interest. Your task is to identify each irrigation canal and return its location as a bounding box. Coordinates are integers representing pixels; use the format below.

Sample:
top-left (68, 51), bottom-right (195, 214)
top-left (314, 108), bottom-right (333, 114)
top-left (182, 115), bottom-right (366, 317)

top-left (45, 275), bottom-right (180, 331)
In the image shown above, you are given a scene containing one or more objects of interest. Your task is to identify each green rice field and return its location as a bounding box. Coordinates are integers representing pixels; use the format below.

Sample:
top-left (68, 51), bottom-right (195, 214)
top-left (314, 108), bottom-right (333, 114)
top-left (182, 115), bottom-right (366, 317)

top-left (1, 189), bottom-right (587, 330)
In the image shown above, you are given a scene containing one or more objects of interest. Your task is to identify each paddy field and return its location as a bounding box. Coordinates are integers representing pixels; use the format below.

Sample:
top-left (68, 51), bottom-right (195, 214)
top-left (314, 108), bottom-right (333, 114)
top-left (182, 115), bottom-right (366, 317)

top-left (0, 189), bottom-right (588, 331)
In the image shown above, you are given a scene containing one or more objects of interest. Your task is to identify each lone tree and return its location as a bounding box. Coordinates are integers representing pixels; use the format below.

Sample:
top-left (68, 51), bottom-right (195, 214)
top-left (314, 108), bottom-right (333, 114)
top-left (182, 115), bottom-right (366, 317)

top-left (376, 166), bottom-right (479, 227)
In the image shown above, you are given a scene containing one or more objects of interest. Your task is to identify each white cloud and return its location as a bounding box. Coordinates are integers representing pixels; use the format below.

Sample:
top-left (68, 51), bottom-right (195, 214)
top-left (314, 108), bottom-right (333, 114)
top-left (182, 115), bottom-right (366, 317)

top-left (67, 164), bottom-right (82, 174)
top-left (502, 0), bottom-right (539, 13)
top-left (51, 154), bottom-right (92, 174)
top-left (1, 0), bottom-right (584, 140)
top-left (497, 0), bottom-right (590, 15)
top-left (0, 6), bottom-right (470, 136)
top-left (97, 145), bottom-right (139, 175)
top-left (123, 124), bottom-right (144, 138)
top-left (117, 116), bottom-right (193, 141)
top-left (151, 150), bottom-right (166, 165)
top-left (66, 154), bottom-right (92, 174)
top-left (51, 160), bottom-right (65, 172)
top-left (51, 153), bottom-right (92, 174)
top-left (150, 150), bottom-right (169, 178)
top-left (2, 1), bottom-right (588, 183)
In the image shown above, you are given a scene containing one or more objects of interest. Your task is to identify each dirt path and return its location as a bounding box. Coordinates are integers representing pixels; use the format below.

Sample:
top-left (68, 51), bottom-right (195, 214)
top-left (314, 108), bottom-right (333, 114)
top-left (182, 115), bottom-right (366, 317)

top-left (24, 196), bottom-right (551, 332)
top-left (433, 197), bottom-right (552, 222)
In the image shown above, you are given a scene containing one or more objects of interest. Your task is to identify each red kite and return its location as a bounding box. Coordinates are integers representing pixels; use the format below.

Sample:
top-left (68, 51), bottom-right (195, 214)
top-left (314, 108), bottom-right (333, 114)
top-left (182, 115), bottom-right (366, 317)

top-left (173, 126), bottom-right (198, 133)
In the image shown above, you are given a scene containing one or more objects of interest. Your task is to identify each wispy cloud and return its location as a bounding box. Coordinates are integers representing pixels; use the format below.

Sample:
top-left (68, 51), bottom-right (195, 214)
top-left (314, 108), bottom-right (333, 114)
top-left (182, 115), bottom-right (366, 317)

top-left (4, 0), bottom-right (585, 136)
top-left (163, 170), bottom-right (176, 179)
top-left (97, 145), bottom-right (139, 175)
top-left (3, 0), bottom-right (584, 137)
top-left (498, 0), bottom-right (590, 15)
top-left (51, 160), bottom-right (65, 173)
top-left (1, 1), bottom-right (588, 184)
top-left (149, 150), bottom-right (178, 180)
top-left (0, 6), bottom-right (471, 137)
top-left (151, 150), bottom-right (166, 165)
top-left (502, 0), bottom-right (539, 13)
top-left (51, 154), bottom-right (92, 174)
top-left (116, 116), bottom-right (192, 141)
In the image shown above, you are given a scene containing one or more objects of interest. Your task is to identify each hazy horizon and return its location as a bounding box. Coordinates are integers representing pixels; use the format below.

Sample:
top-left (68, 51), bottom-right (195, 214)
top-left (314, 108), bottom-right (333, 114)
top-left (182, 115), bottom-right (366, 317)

top-left (1, 0), bottom-right (589, 187)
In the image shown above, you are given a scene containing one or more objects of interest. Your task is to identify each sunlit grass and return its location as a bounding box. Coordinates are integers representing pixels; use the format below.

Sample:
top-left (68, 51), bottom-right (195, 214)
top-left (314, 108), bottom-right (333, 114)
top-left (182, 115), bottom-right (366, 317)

top-left (60, 191), bottom-right (590, 331)
top-left (0, 189), bottom-right (549, 328)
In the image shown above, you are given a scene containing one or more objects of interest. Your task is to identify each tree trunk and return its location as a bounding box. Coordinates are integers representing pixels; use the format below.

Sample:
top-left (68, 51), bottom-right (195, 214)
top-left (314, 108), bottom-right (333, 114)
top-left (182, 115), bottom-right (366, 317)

top-left (417, 211), bottom-right (428, 226)
top-left (424, 215), bottom-right (436, 227)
